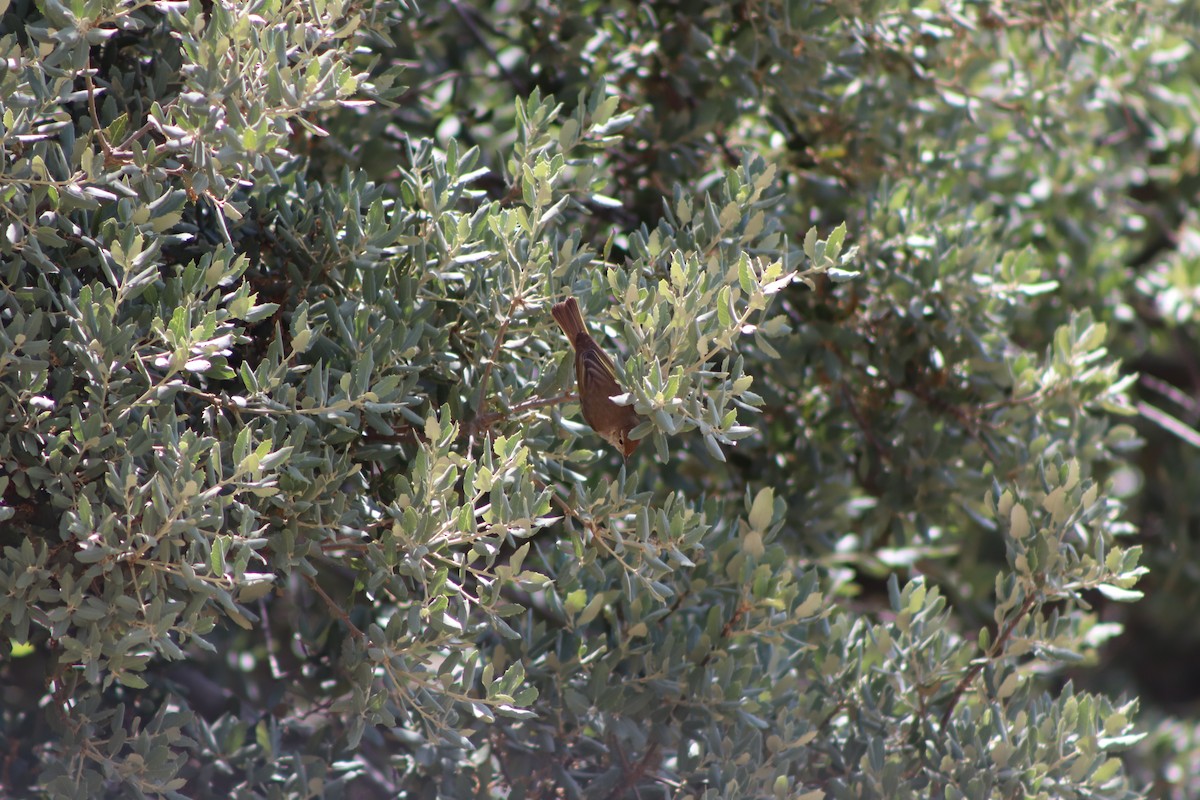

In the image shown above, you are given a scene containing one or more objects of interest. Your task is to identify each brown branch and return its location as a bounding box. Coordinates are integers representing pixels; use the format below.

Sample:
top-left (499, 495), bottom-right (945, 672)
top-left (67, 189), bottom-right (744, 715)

top-left (838, 383), bottom-right (888, 460)
top-left (893, 375), bottom-right (1002, 464)
top-left (116, 121), bottom-right (157, 153)
top-left (84, 60), bottom-right (113, 160)
top-left (939, 593), bottom-right (1036, 729)
top-left (304, 574), bottom-right (365, 641)
top-left (698, 596), bottom-right (751, 668)
top-left (448, 0), bottom-right (525, 94)
top-left (603, 741), bottom-right (662, 800)
top-left (474, 295), bottom-right (521, 422)
top-left (467, 392), bottom-right (576, 437)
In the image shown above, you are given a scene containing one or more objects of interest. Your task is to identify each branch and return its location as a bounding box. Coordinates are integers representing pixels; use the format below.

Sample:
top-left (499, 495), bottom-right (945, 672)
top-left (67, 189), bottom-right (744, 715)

top-left (473, 294), bottom-right (522, 424)
top-left (939, 593), bottom-right (1036, 729)
top-left (466, 392), bottom-right (576, 437)
top-left (603, 741), bottom-right (661, 800)
top-left (304, 574), bottom-right (365, 641)
top-left (449, 0), bottom-right (525, 94)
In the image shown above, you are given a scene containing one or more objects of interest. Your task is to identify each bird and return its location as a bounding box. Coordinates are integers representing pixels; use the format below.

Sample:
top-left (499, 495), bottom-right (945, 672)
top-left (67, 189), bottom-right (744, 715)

top-left (551, 296), bottom-right (642, 457)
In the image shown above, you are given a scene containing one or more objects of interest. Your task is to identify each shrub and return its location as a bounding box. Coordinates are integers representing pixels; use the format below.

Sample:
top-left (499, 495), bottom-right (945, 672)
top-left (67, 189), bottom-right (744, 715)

top-left (2, 1), bottom-right (1192, 798)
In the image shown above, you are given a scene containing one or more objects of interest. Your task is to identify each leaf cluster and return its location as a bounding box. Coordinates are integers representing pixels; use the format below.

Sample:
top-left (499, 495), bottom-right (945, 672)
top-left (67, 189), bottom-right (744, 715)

top-left (3, 1), bottom-right (1193, 799)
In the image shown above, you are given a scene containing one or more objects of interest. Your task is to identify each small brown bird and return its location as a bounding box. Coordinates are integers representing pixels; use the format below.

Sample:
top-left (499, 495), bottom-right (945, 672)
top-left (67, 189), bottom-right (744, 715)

top-left (551, 296), bottom-right (642, 457)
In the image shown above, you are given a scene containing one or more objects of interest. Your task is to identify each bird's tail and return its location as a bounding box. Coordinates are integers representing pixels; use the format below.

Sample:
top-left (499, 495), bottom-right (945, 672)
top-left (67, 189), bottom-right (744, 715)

top-left (551, 297), bottom-right (587, 347)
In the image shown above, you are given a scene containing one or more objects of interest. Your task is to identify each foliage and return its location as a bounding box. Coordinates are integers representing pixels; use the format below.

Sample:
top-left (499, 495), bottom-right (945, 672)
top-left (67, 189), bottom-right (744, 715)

top-left (3, 0), bottom-right (1199, 798)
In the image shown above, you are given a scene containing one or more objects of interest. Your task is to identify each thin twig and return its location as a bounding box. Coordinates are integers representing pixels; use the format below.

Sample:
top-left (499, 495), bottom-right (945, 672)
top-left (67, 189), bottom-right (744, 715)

top-left (839, 382), bottom-right (891, 464)
top-left (939, 594), bottom-right (1035, 729)
top-left (304, 574), bottom-right (365, 641)
top-left (474, 295), bottom-right (521, 421)
top-left (449, 0), bottom-right (524, 93)
top-left (1137, 400), bottom-right (1200, 450)
top-left (603, 742), bottom-right (661, 800)
top-left (83, 61), bottom-right (113, 159)
top-left (116, 120), bottom-right (157, 153)
top-left (467, 392), bottom-right (576, 436)
top-left (1140, 373), bottom-right (1200, 419)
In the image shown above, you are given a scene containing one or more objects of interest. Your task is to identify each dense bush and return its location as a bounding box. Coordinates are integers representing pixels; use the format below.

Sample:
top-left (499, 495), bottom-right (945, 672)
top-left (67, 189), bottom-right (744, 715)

top-left (2, 0), bottom-right (1199, 798)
